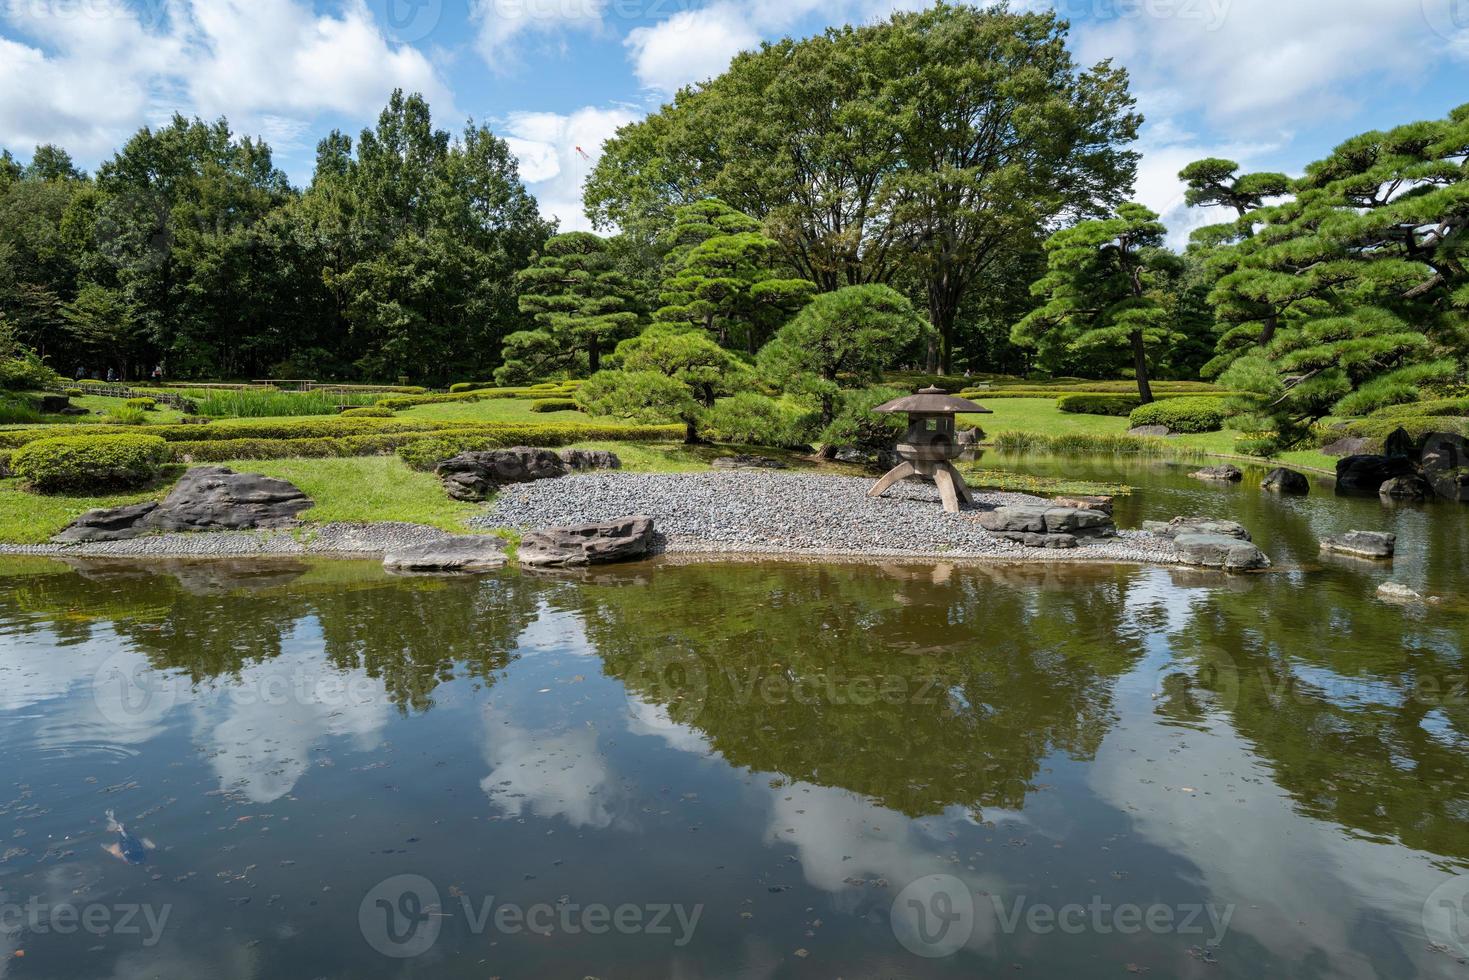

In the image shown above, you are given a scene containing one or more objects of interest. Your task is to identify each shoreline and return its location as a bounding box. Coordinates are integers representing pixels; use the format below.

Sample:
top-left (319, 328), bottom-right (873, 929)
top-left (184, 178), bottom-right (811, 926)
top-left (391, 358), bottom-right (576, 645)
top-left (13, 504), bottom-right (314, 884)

top-left (0, 518), bottom-right (1194, 569)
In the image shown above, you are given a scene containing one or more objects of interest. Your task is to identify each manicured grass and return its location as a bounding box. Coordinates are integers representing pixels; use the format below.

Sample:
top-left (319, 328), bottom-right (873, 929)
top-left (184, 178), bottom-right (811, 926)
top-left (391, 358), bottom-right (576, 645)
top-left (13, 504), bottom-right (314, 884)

top-left (224, 456), bottom-right (485, 531)
top-left (65, 394), bottom-right (192, 424)
top-left (0, 479), bottom-right (169, 545)
top-left (396, 398), bottom-right (588, 424)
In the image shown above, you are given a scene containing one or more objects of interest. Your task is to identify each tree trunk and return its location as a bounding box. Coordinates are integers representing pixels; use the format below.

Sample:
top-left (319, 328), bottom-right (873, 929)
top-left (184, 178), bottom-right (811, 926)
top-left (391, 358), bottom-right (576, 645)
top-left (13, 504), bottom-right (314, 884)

top-left (588, 337), bottom-right (601, 374)
top-left (1259, 314), bottom-right (1277, 347)
top-left (683, 419), bottom-right (702, 444)
top-left (929, 297), bottom-right (958, 376)
top-left (1131, 331), bottom-right (1154, 405)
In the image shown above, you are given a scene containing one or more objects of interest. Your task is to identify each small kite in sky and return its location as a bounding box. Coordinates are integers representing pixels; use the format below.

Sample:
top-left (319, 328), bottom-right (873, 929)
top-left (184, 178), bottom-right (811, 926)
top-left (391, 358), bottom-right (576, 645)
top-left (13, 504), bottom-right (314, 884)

top-left (575, 146), bottom-right (590, 160)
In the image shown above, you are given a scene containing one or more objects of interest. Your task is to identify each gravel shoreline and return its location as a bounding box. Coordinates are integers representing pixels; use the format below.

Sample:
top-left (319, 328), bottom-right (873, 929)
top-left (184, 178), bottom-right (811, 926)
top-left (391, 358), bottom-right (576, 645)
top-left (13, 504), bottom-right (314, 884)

top-left (480, 471), bottom-right (1183, 566)
top-left (0, 472), bottom-right (1186, 567)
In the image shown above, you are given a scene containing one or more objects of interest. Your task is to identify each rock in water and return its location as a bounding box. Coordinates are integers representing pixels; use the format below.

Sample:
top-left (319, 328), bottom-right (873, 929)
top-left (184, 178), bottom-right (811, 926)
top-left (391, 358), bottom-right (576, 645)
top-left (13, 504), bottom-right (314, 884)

top-left (1320, 530), bottom-right (1396, 560)
top-left (384, 535), bottom-right (508, 573)
top-left (436, 447), bottom-right (568, 501)
top-left (1190, 464), bottom-right (1243, 482)
top-left (52, 502), bottom-right (161, 543)
top-left (518, 516), bottom-right (656, 567)
top-left (1172, 533), bottom-right (1271, 571)
top-left (711, 454), bottom-right (790, 470)
top-left (1335, 454), bottom-right (1416, 495)
top-left (1379, 475), bottom-right (1432, 501)
top-left (1128, 425), bottom-right (1172, 437)
top-left (149, 466), bottom-right (312, 532)
top-left (1261, 468), bottom-right (1310, 495)
top-left (1142, 516), bottom-right (1252, 541)
top-left (1377, 581), bottom-right (1438, 605)
top-left (557, 449), bottom-right (622, 472)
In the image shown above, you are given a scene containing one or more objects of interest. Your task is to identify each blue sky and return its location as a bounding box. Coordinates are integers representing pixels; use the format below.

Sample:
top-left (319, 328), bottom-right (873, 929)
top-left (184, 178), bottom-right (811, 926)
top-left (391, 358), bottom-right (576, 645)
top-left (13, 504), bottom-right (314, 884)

top-left (1, 0), bottom-right (1466, 243)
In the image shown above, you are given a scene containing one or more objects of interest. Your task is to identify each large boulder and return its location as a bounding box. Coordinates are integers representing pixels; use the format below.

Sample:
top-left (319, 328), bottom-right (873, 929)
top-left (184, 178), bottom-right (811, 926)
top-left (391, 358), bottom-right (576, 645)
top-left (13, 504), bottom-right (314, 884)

top-left (1335, 454), bottom-right (1416, 495)
top-left (979, 506), bottom-right (1115, 540)
top-left (51, 467), bottom-right (311, 542)
top-left (39, 394), bottom-right (71, 413)
top-left (436, 447), bottom-right (567, 501)
top-left (557, 449), bottom-right (622, 472)
top-left (1128, 425), bottom-right (1172, 437)
top-left (1173, 533), bottom-right (1271, 571)
top-left (148, 466), bottom-right (312, 532)
top-left (1261, 468), bottom-right (1310, 495)
top-left (1379, 475), bottom-right (1432, 501)
top-left (384, 535), bottom-right (509, 573)
top-left (51, 502), bottom-right (161, 543)
top-left (1421, 433), bottom-right (1469, 502)
top-left (1053, 495), bottom-right (1114, 516)
top-left (1320, 530), bottom-right (1396, 560)
top-left (1319, 436), bottom-right (1373, 458)
top-left (992, 531), bottom-right (1079, 549)
top-left (1190, 464), bottom-right (1243, 482)
top-left (518, 516), bottom-right (656, 568)
top-left (1143, 516), bottom-right (1252, 542)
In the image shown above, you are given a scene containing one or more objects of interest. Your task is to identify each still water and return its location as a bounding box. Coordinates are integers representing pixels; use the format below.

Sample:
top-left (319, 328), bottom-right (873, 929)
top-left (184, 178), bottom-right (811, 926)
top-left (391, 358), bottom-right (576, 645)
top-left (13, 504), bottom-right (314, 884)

top-left (0, 457), bottom-right (1466, 978)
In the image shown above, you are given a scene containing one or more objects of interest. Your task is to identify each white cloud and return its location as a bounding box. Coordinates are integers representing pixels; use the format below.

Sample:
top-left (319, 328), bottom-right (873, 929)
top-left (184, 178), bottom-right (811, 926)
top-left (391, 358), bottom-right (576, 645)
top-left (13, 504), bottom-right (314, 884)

top-left (471, 0), bottom-right (605, 65)
top-left (0, 0), bottom-right (453, 159)
top-left (502, 104), bottom-right (640, 230)
top-left (624, 4), bottom-right (762, 95)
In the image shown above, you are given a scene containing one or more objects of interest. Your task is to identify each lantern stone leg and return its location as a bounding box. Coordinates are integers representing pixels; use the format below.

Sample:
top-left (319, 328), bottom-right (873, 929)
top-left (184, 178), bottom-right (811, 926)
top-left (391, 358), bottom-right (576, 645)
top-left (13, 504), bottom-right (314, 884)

top-left (867, 461), bottom-right (917, 498)
top-left (865, 386), bottom-right (992, 514)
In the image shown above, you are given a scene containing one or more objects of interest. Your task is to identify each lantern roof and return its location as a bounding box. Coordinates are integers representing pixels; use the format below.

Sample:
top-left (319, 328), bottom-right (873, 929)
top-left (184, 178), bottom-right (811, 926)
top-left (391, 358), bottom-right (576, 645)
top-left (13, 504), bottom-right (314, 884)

top-left (874, 386), bottom-right (992, 415)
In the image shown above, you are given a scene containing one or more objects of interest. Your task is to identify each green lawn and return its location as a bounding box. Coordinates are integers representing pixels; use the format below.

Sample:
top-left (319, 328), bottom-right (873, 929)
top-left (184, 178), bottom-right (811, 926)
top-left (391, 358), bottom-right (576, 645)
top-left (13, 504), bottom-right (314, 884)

top-left (397, 398), bottom-right (589, 424)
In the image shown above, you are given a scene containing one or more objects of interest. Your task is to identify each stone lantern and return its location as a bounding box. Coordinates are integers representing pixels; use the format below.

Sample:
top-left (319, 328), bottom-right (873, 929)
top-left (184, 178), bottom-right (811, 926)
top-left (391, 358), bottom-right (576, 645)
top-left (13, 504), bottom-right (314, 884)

top-left (867, 386), bottom-right (992, 513)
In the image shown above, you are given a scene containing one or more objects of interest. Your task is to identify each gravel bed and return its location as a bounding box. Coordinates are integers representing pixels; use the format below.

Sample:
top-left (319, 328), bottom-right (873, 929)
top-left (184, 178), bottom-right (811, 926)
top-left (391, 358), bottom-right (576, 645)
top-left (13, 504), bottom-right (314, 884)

top-left (480, 471), bottom-right (1182, 565)
top-left (0, 522), bottom-right (451, 559)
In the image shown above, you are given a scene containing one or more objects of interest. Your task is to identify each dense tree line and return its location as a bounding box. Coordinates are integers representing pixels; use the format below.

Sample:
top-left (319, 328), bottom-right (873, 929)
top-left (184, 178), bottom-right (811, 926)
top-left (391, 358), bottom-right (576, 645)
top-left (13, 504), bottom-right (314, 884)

top-left (0, 91), bottom-right (549, 385)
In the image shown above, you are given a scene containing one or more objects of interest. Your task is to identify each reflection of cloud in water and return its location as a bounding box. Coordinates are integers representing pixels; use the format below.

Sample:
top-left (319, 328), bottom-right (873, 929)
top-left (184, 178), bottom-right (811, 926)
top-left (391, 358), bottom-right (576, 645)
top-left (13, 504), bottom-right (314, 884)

top-left (624, 696), bottom-right (712, 756)
top-left (480, 708), bottom-right (617, 828)
top-left (1089, 678), bottom-right (1450, 978)
top-left (194, 621), bottom-right (391, 804)
top-left (512, 605), bottom-right (597, 659)
top-left (764, 781), bottom-right (1002, 953)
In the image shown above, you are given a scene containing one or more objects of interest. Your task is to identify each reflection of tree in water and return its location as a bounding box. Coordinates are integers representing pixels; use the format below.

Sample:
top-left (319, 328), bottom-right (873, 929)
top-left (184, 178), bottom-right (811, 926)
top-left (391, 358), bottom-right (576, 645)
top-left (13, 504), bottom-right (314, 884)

top-left (559, 561), bottom-right (1146, 818)
top-left (1165, 581), bottom-right (1469, 861)
top-left (0, 559), bottom-right (544, 713)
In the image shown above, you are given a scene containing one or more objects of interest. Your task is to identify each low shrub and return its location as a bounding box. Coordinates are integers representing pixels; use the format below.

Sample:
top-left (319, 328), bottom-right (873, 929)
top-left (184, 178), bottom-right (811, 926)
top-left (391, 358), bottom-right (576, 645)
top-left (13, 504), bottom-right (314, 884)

top-left (106, 407), bottom-right (149, 425)
top-left (126, 397), bottom-right (156, 411)
top-left (396, 423), bottom-right (682, 470)
top-left (1056, 393), bottom-right (1140, 416)
top-left (1127, 397), bottom-right (1230, 433)
top-left (529, 398), bottom-right (579, 413)
top-left (1367, 397), bottom-right (1469, 419)
top-left (12, 434), bottom-right (168, 491)
top-left (0, 393), bottom-right (41, 425)
top-left (65, 388), bottom-right (84, 398)
top-left (702, 392), bottom-right (817, 447)
top-left (375, 392), bottom-right (483, 410)
top-left (993, 431), bottom-right (1192, 457)
top-left (0, 351), bottom-right (61, 391)
top-left (820, 387), bottom-right (908, 453)
top-left (340, 406), bottom-right (395, 418)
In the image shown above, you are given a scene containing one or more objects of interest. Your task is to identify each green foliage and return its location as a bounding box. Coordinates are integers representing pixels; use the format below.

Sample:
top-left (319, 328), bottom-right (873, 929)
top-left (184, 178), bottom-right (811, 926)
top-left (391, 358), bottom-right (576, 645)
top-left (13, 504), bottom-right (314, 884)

top-left (0, 392), bottom-right (41, 424)
top-left (1368, 397), bottom-right (1469, 419)
top-left (1340, 416), bottom-right (1469, 444)
top-left (125, 397), bottom-right (156, 411)
top-left (1013, 204), bottom-right (1184, 404)
top-left (992, 431), bottom-right (1190, 457)
top-left (760, 285), bottom-right (930, 424)
top-left (1127, 396), bottom-right (1230, 433)
top-left (500, 232), bottom-right (641, 381)
top-left (529, 398), bottom-right (579, 413)
top-left (702, 393), bottom-right (817, 448)
top-left (196, 389), bottom-right (380, 417)
top-left (1056, 393), bottom-right (1139, 416)
top-left (340, 406), bottom-right (395, 418)
top-left (395, 423), bottom-right (683, 470)
top-left (575, 371), bottom-right (702, 441)
top-left (12, 434), bottom-right (168, 491)
top-left (0, 319), bottom-right (62, 390)
top-left (611, 327), bottom-right (747, 407)
top-left (818, 387), bottom-right (907, 452)
top-left (106, 406), bottom-right (148, 425)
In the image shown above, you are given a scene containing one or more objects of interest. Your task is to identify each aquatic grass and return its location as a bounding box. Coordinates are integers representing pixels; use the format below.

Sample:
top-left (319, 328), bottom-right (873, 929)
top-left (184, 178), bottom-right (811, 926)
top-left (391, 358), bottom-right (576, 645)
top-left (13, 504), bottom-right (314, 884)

top-left (197, 389), bottom-right (382, 418)
top-left (992, 430), bottom-right (1203, 457)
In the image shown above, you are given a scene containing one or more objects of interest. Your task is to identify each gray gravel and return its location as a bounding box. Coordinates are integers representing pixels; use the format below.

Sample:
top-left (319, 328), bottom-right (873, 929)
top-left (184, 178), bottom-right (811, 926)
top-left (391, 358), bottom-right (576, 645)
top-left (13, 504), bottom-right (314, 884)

top-left (479, 471), bottom-right (1182, 565)
top-left (0, 522), bottom-right (451, 558)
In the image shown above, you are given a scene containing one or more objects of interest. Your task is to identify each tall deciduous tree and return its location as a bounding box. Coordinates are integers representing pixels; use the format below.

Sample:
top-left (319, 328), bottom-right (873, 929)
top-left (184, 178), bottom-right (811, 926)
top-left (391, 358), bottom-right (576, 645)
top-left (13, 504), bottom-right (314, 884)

top-left (586, 3), bottom-right (1140, 373)
top-left (1012, 204), bottom-right (1181, 404)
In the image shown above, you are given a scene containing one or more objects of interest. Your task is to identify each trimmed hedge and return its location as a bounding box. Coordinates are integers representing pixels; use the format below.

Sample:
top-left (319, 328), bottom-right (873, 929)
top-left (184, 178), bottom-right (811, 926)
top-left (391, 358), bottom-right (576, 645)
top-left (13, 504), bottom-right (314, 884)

top-left (397, 424), bottom-right (682, 470)
top-left (0, 417), bottom-right (513, 449)
top-left (126, 398), bottom-right (157, 411)
top-left (529, 398), bottom-right (579, 413)
top-left (12, 434), bottom-right (168, 491)
top-left (1127, 397), bottom-right (1230, 434)
top-left (1056, 393), bottom-right (1140, 416)
top-left (375, 392), bottom-right (483, 410)
top-left (1340, 416), bottom-right (1469, 444)
top-left (340, 406), bottom-right (395, 418)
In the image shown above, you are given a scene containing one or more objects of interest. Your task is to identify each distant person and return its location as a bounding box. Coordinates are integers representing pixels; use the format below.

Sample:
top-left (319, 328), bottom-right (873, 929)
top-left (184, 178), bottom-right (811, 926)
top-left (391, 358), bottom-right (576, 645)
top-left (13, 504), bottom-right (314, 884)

top-left (106, 367), bottom-right (117, 383)
top-left (75, 365), bottom-right (85, 381)
top-left (151, 365), bottom-right (163, 383)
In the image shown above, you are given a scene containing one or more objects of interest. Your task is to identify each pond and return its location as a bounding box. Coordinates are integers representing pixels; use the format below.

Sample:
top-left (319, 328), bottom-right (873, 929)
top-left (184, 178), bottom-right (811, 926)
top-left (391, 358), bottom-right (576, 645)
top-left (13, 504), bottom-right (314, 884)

top-left (0, 456), bottom-right (1466, 978)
